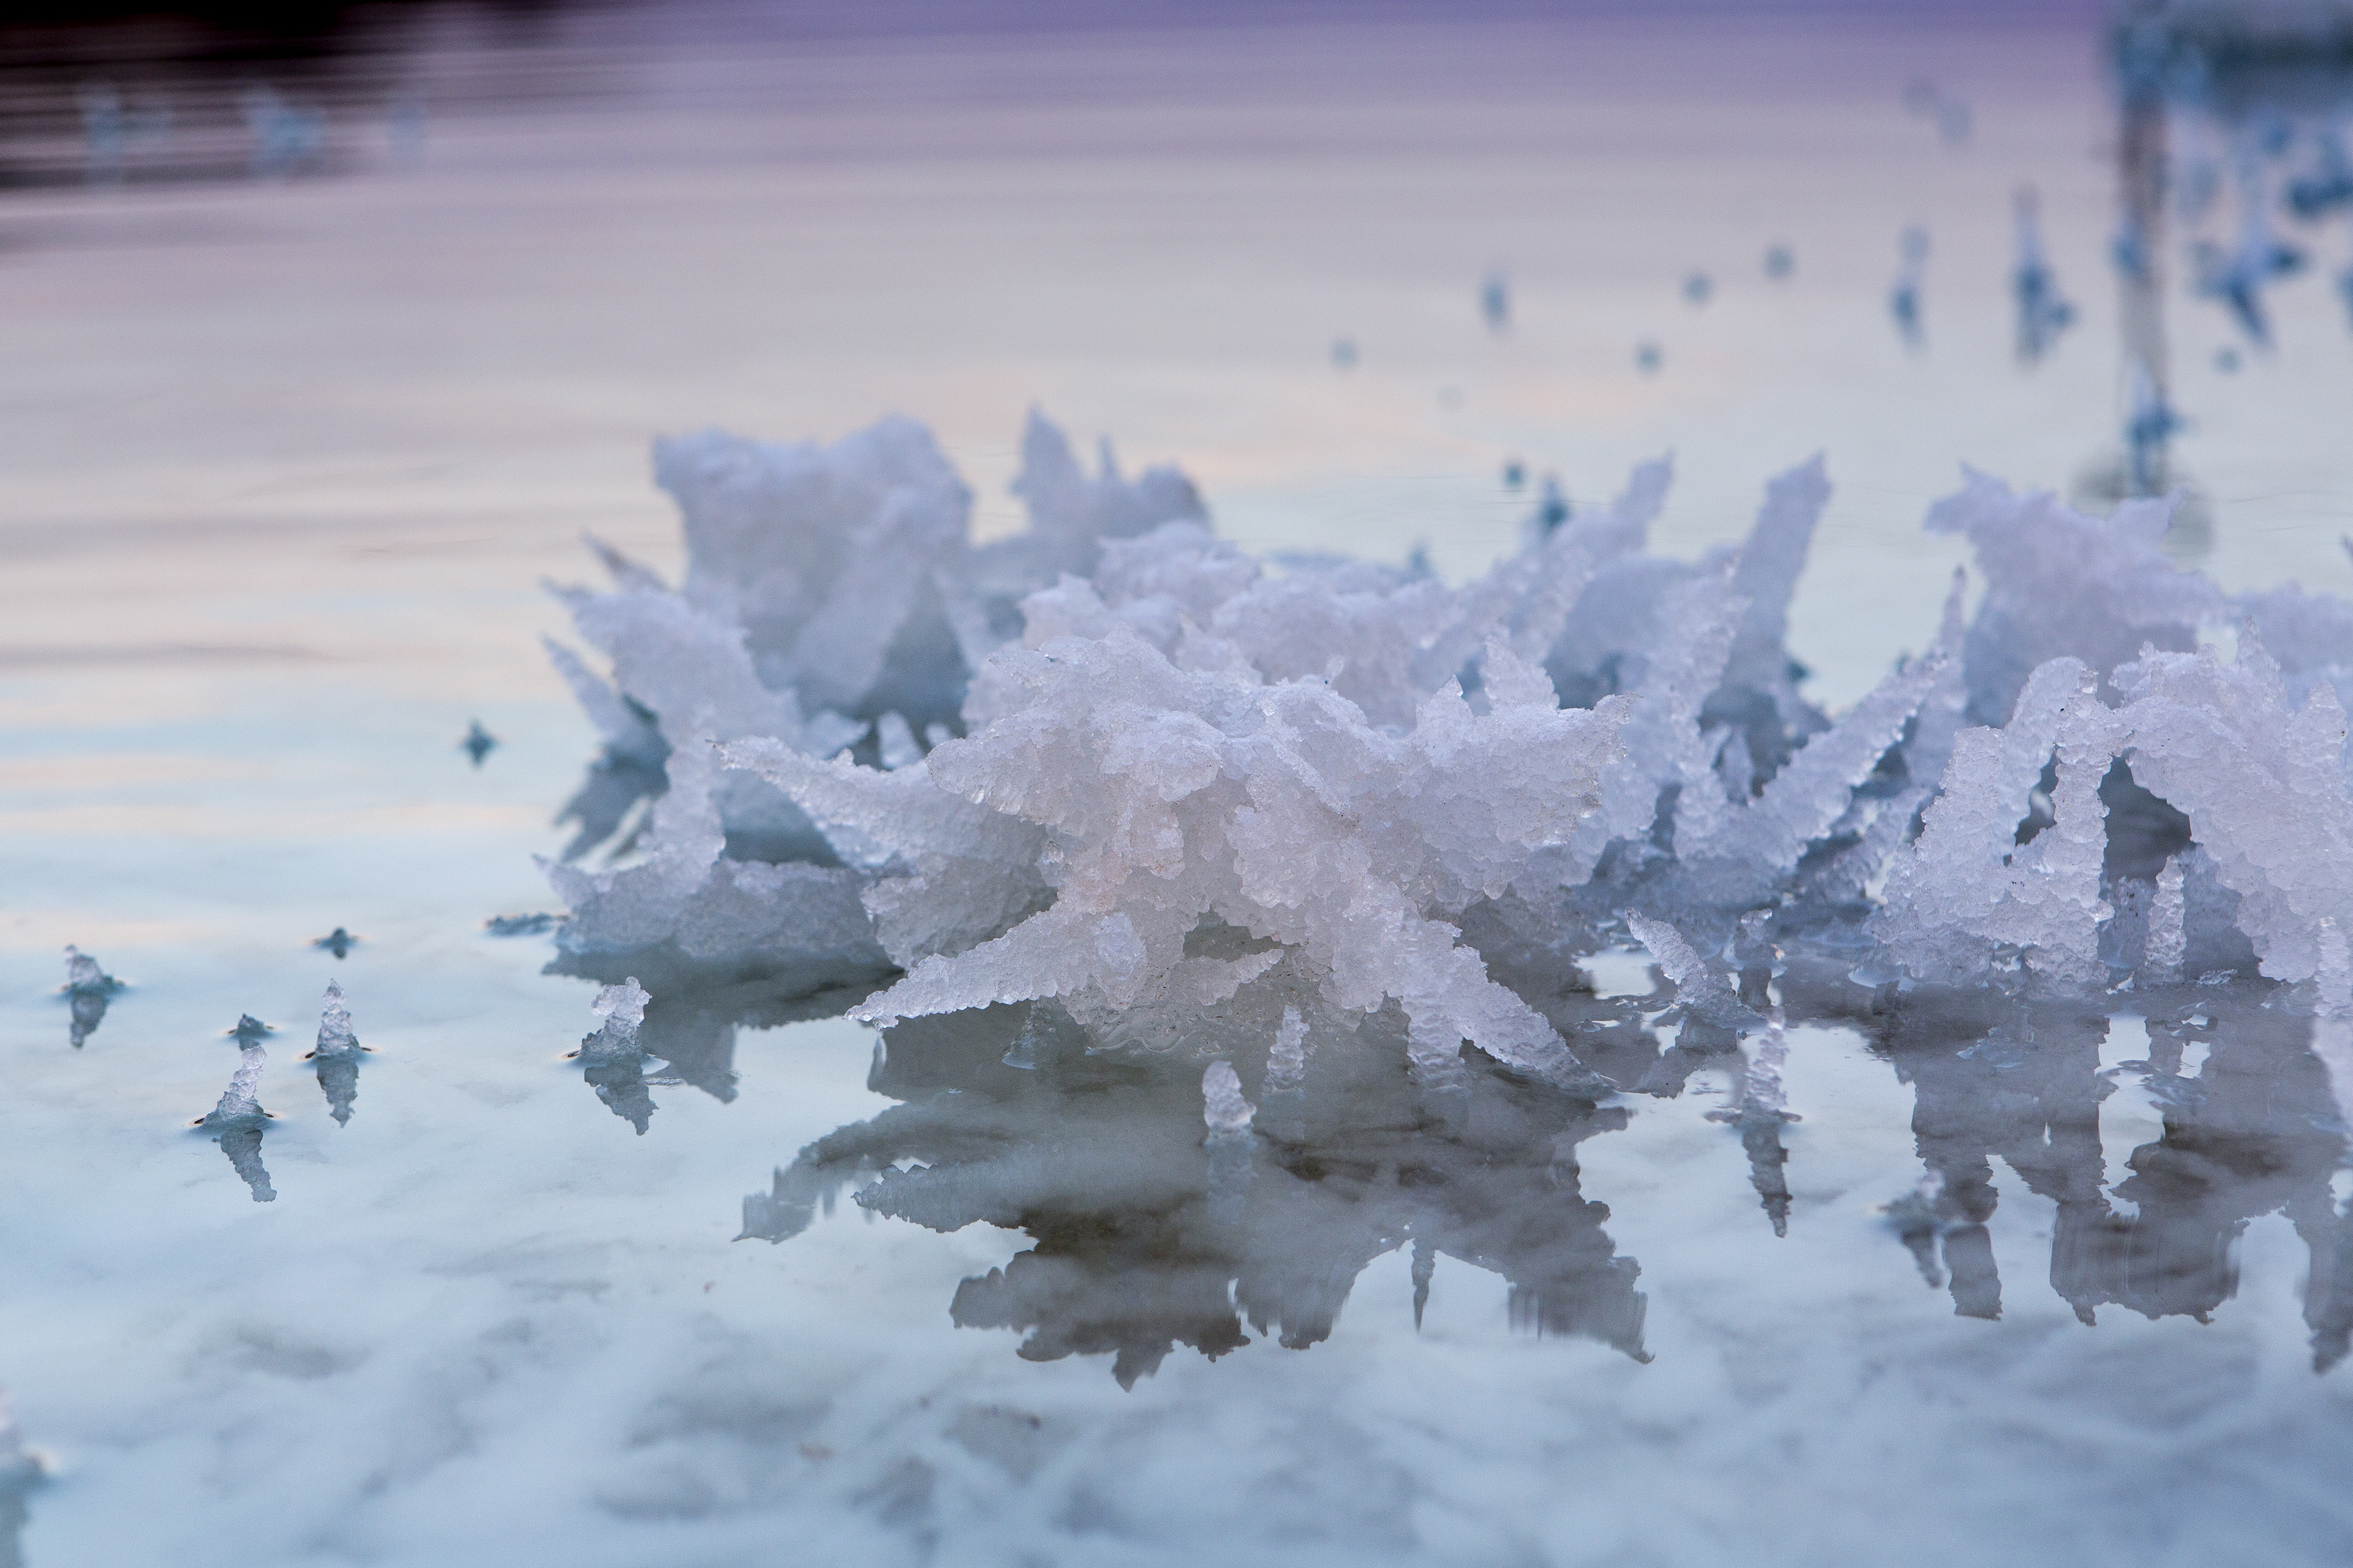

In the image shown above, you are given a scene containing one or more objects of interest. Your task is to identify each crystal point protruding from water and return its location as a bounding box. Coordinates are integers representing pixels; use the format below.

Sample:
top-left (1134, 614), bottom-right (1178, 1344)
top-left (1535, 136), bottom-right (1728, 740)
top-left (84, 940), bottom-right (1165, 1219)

top-left (579, 977), bottom-right (656, 1134)
top-left (197, 1037), bottom-right (275, 1203)
top-left (307, 979), bottom-right (366, 1126)
top-left (62, 945), bottom-right (118, 1049)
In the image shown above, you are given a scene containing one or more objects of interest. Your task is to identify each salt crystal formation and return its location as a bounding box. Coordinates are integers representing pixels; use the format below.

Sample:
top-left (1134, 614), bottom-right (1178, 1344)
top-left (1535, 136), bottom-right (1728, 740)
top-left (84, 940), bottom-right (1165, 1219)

top-left (740, 1001), bottom-right (1649, 1386)
top-left (197, 1028), bottom-right (275, 1203)
top-left (61, 944), bottom-right (118, 1050)
top-left (543, 411), bottom-right (2353, 1124)
top-left (304, 979), bottom-right (367, 1126)
top-left (575, 978), bottom-right (656, 1134)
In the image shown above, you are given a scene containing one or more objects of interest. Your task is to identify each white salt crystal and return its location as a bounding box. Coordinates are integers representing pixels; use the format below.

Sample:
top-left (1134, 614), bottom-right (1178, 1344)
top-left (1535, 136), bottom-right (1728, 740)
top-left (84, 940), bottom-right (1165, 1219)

top-left (1201, 1059), bottom-right (1255, 1137)
top-left (1924, 470), bottom-right (2218, 725)
top-left (876, 712), bottom-right (923, 770)
top-left (583, 978), bottom-right (650, 1058)
top-left (206, 1043), bottom-right (267, 1124)
top-left (1624, 913), bottom-right (1750, 1028)
top-left (63, 945), bottom-right (109, 993)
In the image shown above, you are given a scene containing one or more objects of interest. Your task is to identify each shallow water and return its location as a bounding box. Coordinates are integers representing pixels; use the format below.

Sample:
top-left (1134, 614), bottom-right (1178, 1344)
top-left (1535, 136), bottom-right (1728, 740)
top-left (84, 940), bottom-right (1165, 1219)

top-left (8, 3), bottom-right (2353, 1563)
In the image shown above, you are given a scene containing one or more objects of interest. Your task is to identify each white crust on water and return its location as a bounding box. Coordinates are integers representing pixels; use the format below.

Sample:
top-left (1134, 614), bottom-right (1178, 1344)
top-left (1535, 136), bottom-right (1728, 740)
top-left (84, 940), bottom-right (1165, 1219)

top-left (539, 415), bottom-right (2353, 1073)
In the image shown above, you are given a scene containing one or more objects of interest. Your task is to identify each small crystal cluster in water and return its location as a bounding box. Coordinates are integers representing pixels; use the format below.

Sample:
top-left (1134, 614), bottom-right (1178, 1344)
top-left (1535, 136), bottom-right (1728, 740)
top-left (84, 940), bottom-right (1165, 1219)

top-left (535, 411), bottom-right (2353, 1373)
top-left (61, 945), bottom-right (120, 1049)
top-left (188, 984), bottom-right (372, 1201)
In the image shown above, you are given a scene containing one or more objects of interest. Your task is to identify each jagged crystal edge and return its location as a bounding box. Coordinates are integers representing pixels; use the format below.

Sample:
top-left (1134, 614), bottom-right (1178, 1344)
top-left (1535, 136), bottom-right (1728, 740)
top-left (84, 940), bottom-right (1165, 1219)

top-left (538, 412), bottom-right (2353, 1093)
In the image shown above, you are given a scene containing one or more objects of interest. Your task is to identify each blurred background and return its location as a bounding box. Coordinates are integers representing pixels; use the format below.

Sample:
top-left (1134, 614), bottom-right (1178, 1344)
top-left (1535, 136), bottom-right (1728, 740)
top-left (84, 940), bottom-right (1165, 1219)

top-left (12, 0), bottom-right (2353, 713)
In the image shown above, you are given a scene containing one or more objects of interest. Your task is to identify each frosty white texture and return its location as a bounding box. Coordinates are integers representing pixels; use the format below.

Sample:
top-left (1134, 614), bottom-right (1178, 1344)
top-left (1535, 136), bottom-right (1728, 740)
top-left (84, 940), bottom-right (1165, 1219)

top-left (1922, 473), bottom-right (2215, 725)
top-left (546, 412), bottom-right (2353, 1099)
top-left (305, 979), bottom-right (367, 1127)
top-left (583, 978), bottom-right (650, 1055)
top-left (312, 980), bottom-right (360, 1058)
top-left (1201, 1059), bottom-right (1255, 1137)
top-left (62, 945), bottom-right (108, 993)
top-left (206, 1043), bottom-right (267, 1124)
top-left (578, 977), bottom-right (658, 1134)
top-left (199, 1038), bottom-right (276, 1202)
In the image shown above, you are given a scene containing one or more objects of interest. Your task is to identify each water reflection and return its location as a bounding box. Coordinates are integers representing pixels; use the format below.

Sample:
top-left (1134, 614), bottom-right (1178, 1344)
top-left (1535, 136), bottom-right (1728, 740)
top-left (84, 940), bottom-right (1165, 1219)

top-left (526, 930), bottom-right (2353, 1383)
top-left (195, 1023), bottom-right (276, 1203)
top-left (742, 1000), bottom-right (1649, 1386)
top-left (1793, 963), bottom-right (2353, 1366)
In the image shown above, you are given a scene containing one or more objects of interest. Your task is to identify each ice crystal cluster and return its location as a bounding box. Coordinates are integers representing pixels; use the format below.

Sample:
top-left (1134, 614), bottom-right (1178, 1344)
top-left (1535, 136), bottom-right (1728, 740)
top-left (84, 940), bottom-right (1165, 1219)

top-left (541, 413), bottom-right (2353, 1100)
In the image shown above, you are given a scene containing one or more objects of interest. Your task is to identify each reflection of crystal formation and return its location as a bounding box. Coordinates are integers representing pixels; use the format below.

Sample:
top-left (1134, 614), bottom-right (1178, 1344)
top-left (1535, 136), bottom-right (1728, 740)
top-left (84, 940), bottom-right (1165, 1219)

top-left (196, 1027), bottom-right (275, 1203)
top-left (743, 1003), bottom-right (1649, 1385)
top-left (549, 412), bottom-right (2353, 1032)
top-left (545, 414), bottom-right (2353, 1363)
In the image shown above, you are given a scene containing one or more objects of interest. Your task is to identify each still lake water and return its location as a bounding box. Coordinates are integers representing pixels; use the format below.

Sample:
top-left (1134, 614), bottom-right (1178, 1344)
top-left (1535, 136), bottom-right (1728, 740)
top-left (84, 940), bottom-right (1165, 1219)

top-left (6, 2), bottom-right (2353, 1562)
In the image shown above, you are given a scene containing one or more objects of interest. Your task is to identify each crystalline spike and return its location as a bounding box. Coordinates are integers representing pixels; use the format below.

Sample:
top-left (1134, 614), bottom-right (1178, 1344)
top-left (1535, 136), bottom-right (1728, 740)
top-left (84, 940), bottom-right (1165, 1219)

top-left (579, 977), bottom-right (656, 1134)
top-left (1202, 1059), bottom-right (1255, 1137)
top-left (63, 944), bottom-right (117, 1049)
top-left (1924, 468), bottom-right (2218, 725)
top-left (1674, 646), bottom-right (1948, 903)
top-left (63, 945), bottom-right (107, 993)
top-left (1722, 454), bottom-right (1829, 694)
top-left (1873, 665), bottom-right (2125, 985)
top-left (1625, 913), bottom-right (1752, 1028)
top-left (2113, 632), bottom-right (2353, 983)
top-left (1995, 656), bottom-right (2093, 812)
top-left (582, 531), bottom-right (667, 594)
top-left (1267, 1005), bottom-right (1310, 1094)
top-left (543, 637), bottom-right (665, 764)
top-left (309, 979), bottom-right (365, 1127)
top-left (1571, 567), bottom-right (1743, 864)
top-left (1478, 636), bottom-right (1560, 713)
top-left (567, 587), bottom-right (802, 751)
top-left (876, 712), bottom-right (923, 771)
top-left (198, 1039), bottom-right (276, 1202)
top-left (208, 1043), bottom-right (266, 1122)
top-left (314, 980), bottom-right (359, 1056)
